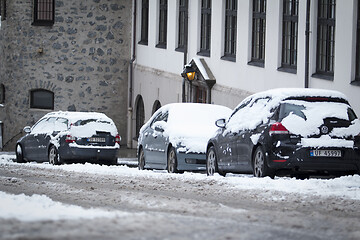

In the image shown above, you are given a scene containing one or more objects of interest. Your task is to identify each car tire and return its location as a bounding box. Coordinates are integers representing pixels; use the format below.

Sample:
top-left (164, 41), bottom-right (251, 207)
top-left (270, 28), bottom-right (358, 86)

top-left (49, 145), bottom-right (60, 165)
top-left (138, 148), bottom-right (145, 170)
top-left (206, 146), bottom-right (219, 176)
top-left (253, 145), bottom-right (274, 178)
top-left (15, 144), bottom-right (26, 163)
top-left (167, 147), bottom-right (178, 173)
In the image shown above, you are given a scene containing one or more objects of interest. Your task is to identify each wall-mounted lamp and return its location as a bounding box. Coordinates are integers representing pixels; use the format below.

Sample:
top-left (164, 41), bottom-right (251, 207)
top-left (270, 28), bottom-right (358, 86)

top-left (37, 48), bottom-right (44, 54)
top-left (182, 65), bottom-right (196, 81)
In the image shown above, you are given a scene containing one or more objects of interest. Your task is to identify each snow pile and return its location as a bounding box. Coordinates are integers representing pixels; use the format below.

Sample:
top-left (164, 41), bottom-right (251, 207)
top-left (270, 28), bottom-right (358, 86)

top-left (1, 154), bottom-right (359, 200)
top-left (0, 191), bottom-right (128, 222)
top-left (140, 103), bottom-right (231, 153)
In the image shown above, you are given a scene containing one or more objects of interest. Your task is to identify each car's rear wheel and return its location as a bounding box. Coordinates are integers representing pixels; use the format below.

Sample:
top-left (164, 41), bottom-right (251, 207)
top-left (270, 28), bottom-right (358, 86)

top-left (253, 146), bottom-right (274, 178)
top-left (49, 146), bottom-right (60, 165)
top-left (15, 144), bottom-right (25, 163)
top-left (206, 146), bottom-right (218, 176)
top-left (167, 147), bottom-right (178, 173)
top-left (138, 148), bottom-right (145, 170)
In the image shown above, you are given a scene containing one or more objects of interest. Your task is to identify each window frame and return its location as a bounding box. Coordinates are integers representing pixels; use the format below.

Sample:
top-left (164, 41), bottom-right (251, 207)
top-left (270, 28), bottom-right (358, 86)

top-left (156, 0), bottom-right (168, 49)
top-left (198, 0), bottom-right (212, 57)
top-left (32, 0), bottom-right (55, 26)
top-left (139, 0), bottom-right (149, 45)
top-left (353, 0), bottom-right (360, 85)
top-left (222, 0), bottom-right (237, 62)
top-left (30, 89), bottom-right (54, 110)
top-left (250, 0), bottom-right (267, 67)
top-left (280, 0), bottom-right (298, 72)
top-left (315, 0), bottom-right (336, 79)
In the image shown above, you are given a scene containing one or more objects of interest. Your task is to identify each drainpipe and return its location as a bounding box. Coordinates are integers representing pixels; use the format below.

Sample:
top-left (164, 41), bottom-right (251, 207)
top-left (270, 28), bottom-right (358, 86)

top-left (182, 0), bottom-right (189, 102)
top-left (304, 0), bottom-right (311, 88)
top-left (127, 0), bottom-right (137, 149)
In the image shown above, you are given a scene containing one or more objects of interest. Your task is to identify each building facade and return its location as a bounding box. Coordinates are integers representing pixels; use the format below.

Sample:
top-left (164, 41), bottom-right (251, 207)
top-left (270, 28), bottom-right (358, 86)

top-left (130, 0), bottom-right (360, 147)
top-left (0, 0), bottom-right (132, 150)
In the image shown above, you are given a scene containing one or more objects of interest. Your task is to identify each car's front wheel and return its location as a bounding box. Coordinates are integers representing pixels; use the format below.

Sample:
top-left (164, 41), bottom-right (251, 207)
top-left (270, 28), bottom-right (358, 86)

top-left (15, 144), bottom-right (25, 163)
top-left (206, 146), bottom-right (218, 176)
top-left (167, 147), bottom-right (178, 173)
top-left (138, 148), bottom-right (145, 170)
top-left (49, 146), bottom-right (60, 165)
top-left (253, 146), bottom-right (274, 178)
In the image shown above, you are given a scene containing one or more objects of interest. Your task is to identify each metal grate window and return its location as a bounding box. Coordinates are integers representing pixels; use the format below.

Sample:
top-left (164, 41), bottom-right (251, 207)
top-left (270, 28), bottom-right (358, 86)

top-left (199, 0), bottom-right (211, 56)
top-left (30, 89), bottom-right (54, 110)
top-left (223, 0), bottom-right (237, 61)
top-left (139, 0), bottom-right (149, 45)
top-left (251, 0), bottom-right (266, 66)
top-left (33, 0), bottom-right (55, 26)
top-left (157, 0), bottom-right (168, 48)
top-left (281, 0), bottom-right (298, 70)
top-left (177, 0), bottom-right (188, 51)
top-left (316, 0), bottom-right (336, 77)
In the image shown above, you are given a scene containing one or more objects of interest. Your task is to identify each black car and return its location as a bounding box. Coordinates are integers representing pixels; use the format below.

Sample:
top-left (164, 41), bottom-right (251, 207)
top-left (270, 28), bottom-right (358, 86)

top-left (16, 111), bottom-right (120, 165)
top-left (206, 88), bottom-right (360, 178)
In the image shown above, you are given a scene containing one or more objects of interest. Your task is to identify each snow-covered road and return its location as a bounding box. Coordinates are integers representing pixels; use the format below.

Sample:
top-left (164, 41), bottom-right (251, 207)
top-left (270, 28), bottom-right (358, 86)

top-left (0, 153), bottom-right (359, 240)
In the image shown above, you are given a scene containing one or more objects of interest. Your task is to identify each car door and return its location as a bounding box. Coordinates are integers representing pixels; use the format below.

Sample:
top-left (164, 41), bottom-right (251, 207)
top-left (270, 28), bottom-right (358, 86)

top-left (24, 117), bottom-right (49, 161)
top-left (33, 117), bottom-right (56, 161)
top-left (142, 111), bottom-right (168, 168)
top-left (236, 97), bottom-right (272, 171)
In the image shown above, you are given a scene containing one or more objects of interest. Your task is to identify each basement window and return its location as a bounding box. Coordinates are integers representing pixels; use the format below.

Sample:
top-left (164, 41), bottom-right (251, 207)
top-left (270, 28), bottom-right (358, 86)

top-left (32, 0), bottom-right (55, 26)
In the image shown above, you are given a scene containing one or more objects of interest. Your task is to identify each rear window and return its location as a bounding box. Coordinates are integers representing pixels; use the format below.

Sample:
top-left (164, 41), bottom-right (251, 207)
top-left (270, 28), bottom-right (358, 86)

top-left (73, 119), bottom-right (112, 126)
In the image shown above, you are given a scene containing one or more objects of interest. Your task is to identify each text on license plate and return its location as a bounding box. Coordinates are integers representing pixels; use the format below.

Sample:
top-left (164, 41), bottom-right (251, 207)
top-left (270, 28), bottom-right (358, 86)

top-left (310, 150), bottom-right (342, 157)
top-left (87, 137), bottom-right (106, 143)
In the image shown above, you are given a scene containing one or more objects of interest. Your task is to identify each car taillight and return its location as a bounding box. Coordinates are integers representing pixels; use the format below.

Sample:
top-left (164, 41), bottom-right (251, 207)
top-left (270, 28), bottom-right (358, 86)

top-left (65, 135), bottom-right (76, 143)
top-left (115, 134), bottom-right (121, 144)
top-left (269, 122), bottom-right (289, 135)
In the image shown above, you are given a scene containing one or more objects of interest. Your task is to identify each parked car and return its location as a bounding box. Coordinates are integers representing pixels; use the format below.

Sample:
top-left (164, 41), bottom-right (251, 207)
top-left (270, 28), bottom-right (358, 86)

top-left (137, 103), bottom-right (232, 173)
top-left (16, 111), bottom-right (120, 165)
top-left (206, 88), bottom-right (360, 178)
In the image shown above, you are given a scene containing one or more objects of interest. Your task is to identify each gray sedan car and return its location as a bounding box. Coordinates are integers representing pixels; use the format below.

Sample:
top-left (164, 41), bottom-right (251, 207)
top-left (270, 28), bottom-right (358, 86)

top-left (16, 111), bottom-right (120, 165)
top-left (137, 103), bottom-right (231, 173)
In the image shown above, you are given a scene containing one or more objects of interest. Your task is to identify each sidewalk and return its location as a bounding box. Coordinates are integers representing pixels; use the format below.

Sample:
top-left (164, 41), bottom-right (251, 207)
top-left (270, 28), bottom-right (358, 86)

top-left (0, 148), bottom-right (138, 167)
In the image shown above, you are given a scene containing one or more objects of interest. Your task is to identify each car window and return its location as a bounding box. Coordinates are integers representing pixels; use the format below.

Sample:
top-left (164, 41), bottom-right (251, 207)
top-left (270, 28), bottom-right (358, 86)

top-left (54, 118), bottom-right (68, 132)
top-left (150, 111), bottom-right (168, 128)
top-left (279, 103), bottom-right (306, 121)
top-left (31, 117), bottom-right (56, 134)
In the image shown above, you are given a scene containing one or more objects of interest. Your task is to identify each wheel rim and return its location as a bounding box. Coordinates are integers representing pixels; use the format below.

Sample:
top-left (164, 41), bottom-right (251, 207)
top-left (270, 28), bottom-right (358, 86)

top-left (254, 149), bottom-right (264, 177)
top-left (207, 149), bottom-right (216, 176)
top-left (49, 147), bottom-right (56, 165)
top-left (168, 149), bottom-right (176, 173)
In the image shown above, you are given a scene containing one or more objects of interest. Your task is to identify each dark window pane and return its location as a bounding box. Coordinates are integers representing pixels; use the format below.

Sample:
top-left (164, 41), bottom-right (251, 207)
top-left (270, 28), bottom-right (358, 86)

top-left (33, 0), bottom-right (54, 25)
top-left (140, 0), bottom-right (149, 45)
top-left (251, 0), bottom-right (266, 64)
top-left (355, 0), bottom-right (360, 81)
top-left (223, 0), bottom-right (237, 59)
top-left (157, 0), bottom-right (168, 48)
top-left (281, 0), bottom-right (298, 69)
top-left (316, 0), bottom-right (336, 76)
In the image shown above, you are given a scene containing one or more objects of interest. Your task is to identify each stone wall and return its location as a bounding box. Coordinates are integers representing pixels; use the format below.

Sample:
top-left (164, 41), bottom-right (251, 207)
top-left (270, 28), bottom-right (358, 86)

top-left (0, 0), bottom-right (132, 150)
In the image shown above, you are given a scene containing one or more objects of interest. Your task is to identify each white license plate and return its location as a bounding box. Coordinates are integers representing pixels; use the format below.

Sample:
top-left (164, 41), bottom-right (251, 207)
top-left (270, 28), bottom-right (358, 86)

top-left (88, 137), bottom-right (106, 143)
top-left (310, 150), bottom-right (342, 157)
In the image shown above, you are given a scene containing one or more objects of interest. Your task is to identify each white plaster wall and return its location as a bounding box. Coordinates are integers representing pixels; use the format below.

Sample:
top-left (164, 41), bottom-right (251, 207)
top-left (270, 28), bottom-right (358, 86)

top-left (134, 0), bottom-right (360, 118)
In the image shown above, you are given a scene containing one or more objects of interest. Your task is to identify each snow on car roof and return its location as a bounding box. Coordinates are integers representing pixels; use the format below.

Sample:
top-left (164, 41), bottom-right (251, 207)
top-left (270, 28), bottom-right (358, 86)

top-left (139, 103), bottom-right (232, 153)
top-left (42, 111), bottom-right (113, 123)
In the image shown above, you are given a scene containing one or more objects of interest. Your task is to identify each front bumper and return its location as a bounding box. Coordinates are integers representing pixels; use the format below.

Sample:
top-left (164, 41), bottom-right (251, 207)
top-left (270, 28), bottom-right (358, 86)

top-left (176, 151), bottom-right (206, 171)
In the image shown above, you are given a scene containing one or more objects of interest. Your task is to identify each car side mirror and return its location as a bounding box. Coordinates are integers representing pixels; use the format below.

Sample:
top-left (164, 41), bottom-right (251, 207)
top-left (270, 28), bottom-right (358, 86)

top-left (215, 119), bottom-right (226, 128)
top-left (23, 126), bottom-right (31, 134)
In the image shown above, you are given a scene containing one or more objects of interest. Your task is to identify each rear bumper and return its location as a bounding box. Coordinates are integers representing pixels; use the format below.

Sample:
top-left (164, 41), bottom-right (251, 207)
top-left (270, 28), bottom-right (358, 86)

top-left (58, 144), bottom-right (119, 163)
top-left (267, 145), bottom-right (360, 174)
